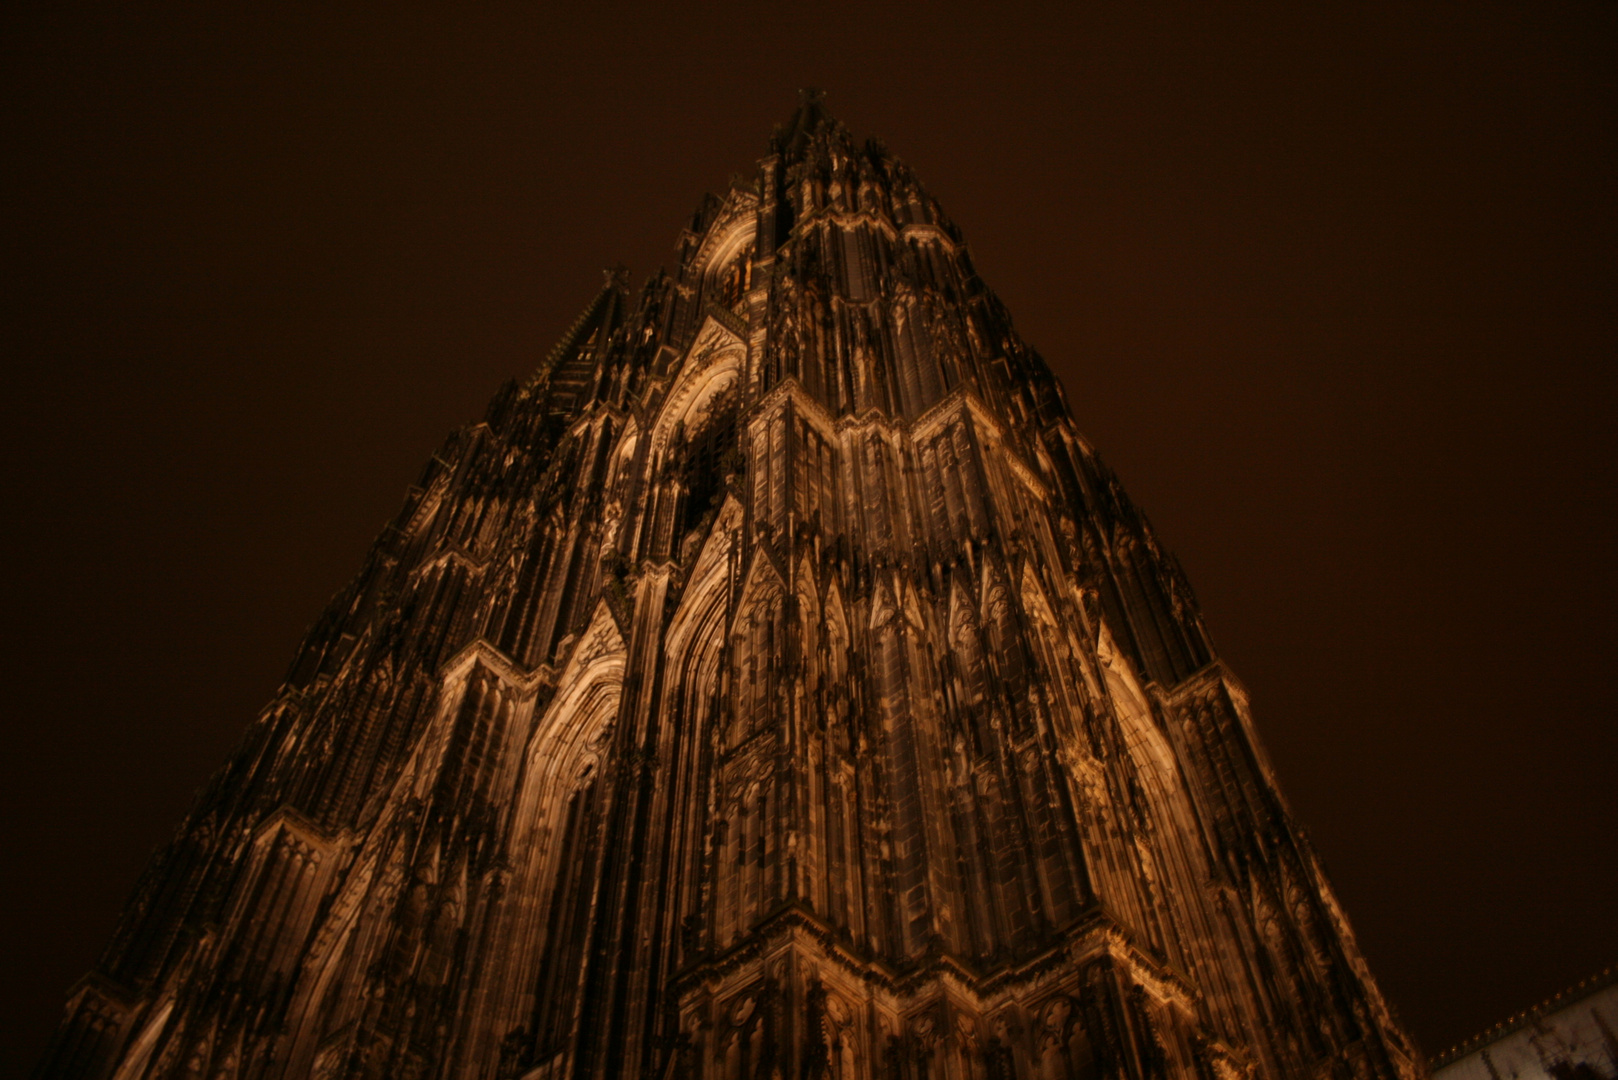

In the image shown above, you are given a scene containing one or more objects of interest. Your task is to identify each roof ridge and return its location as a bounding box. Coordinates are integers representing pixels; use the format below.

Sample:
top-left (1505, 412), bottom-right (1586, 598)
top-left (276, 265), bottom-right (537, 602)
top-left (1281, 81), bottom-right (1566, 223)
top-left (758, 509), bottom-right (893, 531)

top-left (1431, 964), bottom-right (1618, 1068)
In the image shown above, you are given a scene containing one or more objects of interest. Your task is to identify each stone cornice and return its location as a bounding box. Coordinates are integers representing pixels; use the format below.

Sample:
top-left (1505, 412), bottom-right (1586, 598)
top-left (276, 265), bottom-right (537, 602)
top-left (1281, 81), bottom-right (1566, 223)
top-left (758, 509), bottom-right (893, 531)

top-left (900, 221), bottom-right (959, 251)
top-left (672, 904), bottom-right (1200, 1020)
top-left (746, 376), bottom-right (838, 445)
top-left (438, 637), bottom-right (548, 696)
top-left (252, 804), bottom-right (335, 854)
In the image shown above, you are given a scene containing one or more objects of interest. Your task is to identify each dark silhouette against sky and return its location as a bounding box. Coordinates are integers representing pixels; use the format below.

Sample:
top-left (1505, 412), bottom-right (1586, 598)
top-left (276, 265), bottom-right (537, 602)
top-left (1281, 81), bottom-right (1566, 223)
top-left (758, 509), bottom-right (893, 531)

top-left (3, 2), bottom-right (1613, 1073)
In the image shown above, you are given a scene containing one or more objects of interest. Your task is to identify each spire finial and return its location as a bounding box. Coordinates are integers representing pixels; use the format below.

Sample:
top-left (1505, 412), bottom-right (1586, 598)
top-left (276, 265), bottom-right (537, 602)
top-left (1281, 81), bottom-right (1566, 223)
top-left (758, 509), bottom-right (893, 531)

top-left (777, 88), bottom-right (834, 159)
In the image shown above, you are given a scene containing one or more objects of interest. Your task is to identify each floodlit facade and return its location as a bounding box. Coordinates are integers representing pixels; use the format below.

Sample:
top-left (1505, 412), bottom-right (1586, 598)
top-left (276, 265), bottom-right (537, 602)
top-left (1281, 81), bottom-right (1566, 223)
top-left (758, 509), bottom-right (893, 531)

top-left (38, 96), bottom-right (1423, 1080)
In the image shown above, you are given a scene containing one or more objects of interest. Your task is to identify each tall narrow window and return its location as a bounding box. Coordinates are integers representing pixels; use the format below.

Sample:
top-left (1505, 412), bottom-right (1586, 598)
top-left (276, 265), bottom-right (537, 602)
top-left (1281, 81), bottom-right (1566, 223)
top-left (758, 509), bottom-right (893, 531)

top-left (717, 245), bottom-right (754, 312)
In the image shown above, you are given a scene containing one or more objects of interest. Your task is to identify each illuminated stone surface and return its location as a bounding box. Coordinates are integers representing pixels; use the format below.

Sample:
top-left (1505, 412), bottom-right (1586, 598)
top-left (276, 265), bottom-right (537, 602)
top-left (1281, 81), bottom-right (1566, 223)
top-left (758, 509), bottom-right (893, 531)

top-left (1432, 969), bottom-right (1617, 1080)
top-left (37, 96), bottom-right (1423, 1080)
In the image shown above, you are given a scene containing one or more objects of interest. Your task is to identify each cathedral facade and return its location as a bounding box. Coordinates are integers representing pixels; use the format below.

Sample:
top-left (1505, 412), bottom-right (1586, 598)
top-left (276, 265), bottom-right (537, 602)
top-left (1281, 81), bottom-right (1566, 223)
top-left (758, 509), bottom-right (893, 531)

top-left (37, 97), bottom-right (1424, 1080)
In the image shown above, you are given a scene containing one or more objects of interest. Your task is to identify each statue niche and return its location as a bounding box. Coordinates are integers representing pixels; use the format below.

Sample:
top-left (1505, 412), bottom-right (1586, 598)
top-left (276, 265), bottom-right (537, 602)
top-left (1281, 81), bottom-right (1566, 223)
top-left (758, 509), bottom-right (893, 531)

top-left (715, 242), bottom-right (755, 313)
top-left (673, 390), bottom-right (741, 543)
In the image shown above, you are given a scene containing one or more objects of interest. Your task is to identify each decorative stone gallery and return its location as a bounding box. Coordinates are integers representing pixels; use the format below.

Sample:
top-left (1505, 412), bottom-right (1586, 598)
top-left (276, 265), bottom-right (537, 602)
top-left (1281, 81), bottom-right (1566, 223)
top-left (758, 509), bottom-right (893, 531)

top-left (36, 95), bottom-right (1425, 1080)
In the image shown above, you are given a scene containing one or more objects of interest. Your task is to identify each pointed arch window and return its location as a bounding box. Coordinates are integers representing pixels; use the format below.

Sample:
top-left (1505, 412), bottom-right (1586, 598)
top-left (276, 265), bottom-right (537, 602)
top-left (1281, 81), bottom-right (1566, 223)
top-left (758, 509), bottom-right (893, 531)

top-left (673, 389), bottom-right (741, 539)
top-left (716, 244), bottom-right (754, 312)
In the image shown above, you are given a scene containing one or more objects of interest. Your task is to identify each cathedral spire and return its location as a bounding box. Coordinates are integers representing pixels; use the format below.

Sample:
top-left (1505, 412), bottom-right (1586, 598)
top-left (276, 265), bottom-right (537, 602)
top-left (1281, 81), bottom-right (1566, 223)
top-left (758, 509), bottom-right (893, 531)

top-left (524, 264), bottom-right (629, 418)
top-left (773, 86), bottom-right (838, 158)
top-left (35, 106), bottom-right (1424, 1080)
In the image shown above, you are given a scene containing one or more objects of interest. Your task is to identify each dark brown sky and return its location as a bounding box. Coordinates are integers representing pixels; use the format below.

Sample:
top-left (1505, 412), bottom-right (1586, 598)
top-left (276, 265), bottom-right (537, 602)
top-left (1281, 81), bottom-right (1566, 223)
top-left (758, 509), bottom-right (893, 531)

top-left (3, 0), bottom-right (1613, 1072)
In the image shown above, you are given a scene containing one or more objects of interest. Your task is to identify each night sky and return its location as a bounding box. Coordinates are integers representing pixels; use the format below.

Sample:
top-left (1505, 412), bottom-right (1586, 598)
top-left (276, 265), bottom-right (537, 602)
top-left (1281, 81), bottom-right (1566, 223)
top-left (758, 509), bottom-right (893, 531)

top-left (3, 1), bottom-right (1613, 1073)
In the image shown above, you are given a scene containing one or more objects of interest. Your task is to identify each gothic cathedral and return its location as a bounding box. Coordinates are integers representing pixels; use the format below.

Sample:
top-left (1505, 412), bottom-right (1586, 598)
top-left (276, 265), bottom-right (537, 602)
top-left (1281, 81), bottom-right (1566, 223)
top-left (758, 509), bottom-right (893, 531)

top-left (37, 96), bottom-right (1424, 1080)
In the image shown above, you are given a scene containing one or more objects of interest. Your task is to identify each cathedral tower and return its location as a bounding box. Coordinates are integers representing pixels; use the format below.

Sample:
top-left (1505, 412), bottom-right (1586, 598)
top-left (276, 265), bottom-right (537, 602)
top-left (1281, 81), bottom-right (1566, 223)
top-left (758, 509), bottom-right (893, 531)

top-left (38, 95), bottom-right (1423, 1080)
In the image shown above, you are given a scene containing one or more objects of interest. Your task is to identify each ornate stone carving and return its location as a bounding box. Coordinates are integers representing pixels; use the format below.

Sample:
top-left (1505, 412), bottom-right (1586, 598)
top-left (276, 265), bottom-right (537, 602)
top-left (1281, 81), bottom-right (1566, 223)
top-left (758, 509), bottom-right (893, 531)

top-left (35, 98), bottom-right (1423, 1080)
